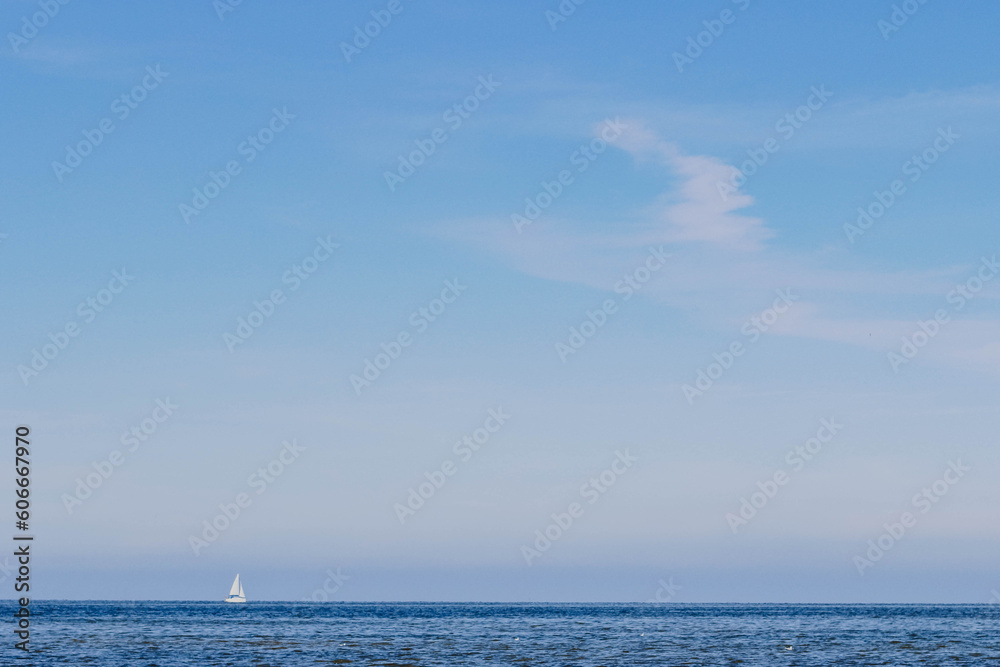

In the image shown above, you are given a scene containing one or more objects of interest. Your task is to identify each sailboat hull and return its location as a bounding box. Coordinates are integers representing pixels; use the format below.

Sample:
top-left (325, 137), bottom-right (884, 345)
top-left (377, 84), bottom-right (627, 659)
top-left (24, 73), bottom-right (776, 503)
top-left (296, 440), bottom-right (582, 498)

top-left (224, 597), bottom-right (247, 604)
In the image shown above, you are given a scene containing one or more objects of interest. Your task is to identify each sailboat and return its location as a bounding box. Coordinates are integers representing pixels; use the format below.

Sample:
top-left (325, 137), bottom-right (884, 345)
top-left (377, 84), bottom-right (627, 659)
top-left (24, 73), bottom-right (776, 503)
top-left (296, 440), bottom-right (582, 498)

top-left (224, 574), bottom-right (247, 603)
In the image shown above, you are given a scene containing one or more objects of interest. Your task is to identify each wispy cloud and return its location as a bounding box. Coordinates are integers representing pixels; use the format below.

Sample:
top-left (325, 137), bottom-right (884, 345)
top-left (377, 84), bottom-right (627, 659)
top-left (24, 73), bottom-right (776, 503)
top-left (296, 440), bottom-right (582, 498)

top-left (609, 120), bottom-right (773, 251)
top-left (4, 44), bottom-right (98, 66)
top-left (434, 117), bottom-right (1000, 376)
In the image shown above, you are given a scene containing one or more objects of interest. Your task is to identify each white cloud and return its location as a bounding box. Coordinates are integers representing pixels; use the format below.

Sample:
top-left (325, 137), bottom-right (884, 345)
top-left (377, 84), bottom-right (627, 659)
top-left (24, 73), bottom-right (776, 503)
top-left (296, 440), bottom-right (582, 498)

top-left (6, 45), bottom-right (96, 66)
top-left (433, 118), bottom-right (1000, 377)
top-left (608, 120), bottom-right (773, 251)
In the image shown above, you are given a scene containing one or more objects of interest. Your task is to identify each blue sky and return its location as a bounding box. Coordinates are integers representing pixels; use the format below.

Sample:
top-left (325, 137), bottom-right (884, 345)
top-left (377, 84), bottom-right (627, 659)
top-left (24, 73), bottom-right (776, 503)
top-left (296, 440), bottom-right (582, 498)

top-left (2, 0), bottom-right (999, 602)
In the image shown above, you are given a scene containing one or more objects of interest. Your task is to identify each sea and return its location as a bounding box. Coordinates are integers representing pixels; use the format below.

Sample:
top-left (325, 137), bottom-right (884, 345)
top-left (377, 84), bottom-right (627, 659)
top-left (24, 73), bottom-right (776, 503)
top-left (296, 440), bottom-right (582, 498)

top-left (6, 602), bottom-right (1000, 665)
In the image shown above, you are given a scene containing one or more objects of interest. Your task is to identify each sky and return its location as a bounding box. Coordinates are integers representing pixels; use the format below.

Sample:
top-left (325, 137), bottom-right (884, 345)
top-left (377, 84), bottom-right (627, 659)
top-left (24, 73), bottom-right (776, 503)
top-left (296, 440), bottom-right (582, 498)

top-left (1, 0), bottom-right (999, 603)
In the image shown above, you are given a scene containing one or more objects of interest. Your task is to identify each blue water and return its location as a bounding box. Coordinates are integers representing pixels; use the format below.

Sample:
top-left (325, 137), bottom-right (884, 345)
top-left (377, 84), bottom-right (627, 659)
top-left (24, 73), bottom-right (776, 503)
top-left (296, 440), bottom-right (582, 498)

top-left (6, 602), bottom-right (1000, 665)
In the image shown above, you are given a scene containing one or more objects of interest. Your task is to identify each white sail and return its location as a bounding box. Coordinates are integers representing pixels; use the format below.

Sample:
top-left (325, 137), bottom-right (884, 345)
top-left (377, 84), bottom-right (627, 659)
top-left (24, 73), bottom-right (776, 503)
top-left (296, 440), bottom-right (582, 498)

top-left (225, 574), bottom-right (247, 603)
